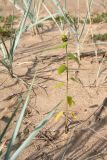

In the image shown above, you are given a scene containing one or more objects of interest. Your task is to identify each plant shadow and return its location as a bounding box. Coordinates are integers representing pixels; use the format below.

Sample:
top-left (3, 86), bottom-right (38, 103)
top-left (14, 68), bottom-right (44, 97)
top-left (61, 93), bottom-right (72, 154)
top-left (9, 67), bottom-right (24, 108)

top-left (26, 114), bottom-right (107, 160)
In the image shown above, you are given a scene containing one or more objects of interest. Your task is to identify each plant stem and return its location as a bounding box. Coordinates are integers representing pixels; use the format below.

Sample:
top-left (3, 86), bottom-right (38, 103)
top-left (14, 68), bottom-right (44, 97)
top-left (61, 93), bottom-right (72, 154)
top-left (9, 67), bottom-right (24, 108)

top-left (65, 44), bottom-right (69, 133)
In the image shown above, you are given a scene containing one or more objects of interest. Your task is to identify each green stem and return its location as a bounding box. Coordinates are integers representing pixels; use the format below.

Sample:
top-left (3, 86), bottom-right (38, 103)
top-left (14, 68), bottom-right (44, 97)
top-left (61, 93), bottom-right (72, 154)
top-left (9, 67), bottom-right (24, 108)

top-left (65, 44), bottom-right (69, 133)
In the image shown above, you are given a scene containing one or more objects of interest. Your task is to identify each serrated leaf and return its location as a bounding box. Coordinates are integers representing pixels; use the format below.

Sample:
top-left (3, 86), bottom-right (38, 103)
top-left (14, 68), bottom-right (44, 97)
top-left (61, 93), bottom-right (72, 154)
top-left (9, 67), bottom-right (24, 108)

top-left (67, 96), bottom-right (75, 107)
top-left (68, 53), bottom-right (80, 65)
top-left (55, 111), bottom-right (64, 122)
top-left (57, 64), bottom-right (67, 74)
top-left (53, 82), bottom-right (65, 88)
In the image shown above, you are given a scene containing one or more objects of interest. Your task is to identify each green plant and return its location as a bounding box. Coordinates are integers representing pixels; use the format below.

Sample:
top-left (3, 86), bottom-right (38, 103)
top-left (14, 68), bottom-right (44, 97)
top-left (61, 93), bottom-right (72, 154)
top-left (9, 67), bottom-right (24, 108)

top-left (90, 13), bottom-right (106, 23)
top-left (80, 12), bottom-right (107, 24)
top-left (1, 0), bottom-right (106, 159)
top-left (0, 15), bottom-right (16, 27)
top-left (0, 16), bottom-right (4, 22)
top-left (93, 33), bottom-right (107, 41)
top-left (0, 15), bottom-right (16, 38)
top-left (0, 0), bottom-right (32, 77)
top-left (47, 13), bottom-right (78, 28)
top-left (0, 71), bottom-right (62, 159)
top-left (1, 0), bottom-right (68, 77)
top-left (57, 33), bottom-right (79, 133)
top-left (6, 15), bottom-right (16, 25)
top-left (0, 26), bottom-right (15, 37)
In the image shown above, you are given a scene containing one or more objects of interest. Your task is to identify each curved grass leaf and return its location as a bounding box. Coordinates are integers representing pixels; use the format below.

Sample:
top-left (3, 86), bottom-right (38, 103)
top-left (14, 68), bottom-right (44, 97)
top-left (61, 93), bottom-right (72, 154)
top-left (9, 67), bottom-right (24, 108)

top-left (25, 13), bottom-right (60, 31)
top-left (0, 98), bottom-right (22, 143)
top-left (0, 43), bottom-right (8, 59)
top-left (5, 71), bottom-right (36, 160)
top-left (52, 0), bottom-right (76, 34)
top-left (79, 0), bottom-right (94, 40)
top-left (10, 101), bottom-right (62, 160)
top-left (42, 2), bottom-right (62, 33)
top-left (10, 0), bottom-right (32, 56)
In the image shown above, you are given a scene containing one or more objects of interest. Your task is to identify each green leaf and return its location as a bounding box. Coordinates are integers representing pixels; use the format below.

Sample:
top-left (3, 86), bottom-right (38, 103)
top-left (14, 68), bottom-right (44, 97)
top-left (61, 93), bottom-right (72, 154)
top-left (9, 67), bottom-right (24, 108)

top-left (6, 15), bottom-right (16, 24)
top-left (10, 101), bottom-right (62, 160)
top-left (68, 53), bottom-right (80, 65)
top-left (5, 66), bottom-right (36, 160)
top-left (70, 77), bottom-right (78, 83)
top-left (10, 0), bottom-right (32, 56)
top-left (0, 99), bottom-right (22, 143)
top-left (53, 82), bottom-right (65, 88)
top-left (58, 42), bottom-right (67, 49)
top-left (25, 13), bottom-right (59, 31)
top-left (55, 111), bottom-right (64, 121)
top-left (0, 16), bottom-right (4, 22)
top-left (67, 96), bottom-right (75, 107)
top-left (0, 150), bottom-right (2, 156)
top-left (49, 42), bottom-right (67, 51)
top-left (57, 64), bottom-right (67, 74)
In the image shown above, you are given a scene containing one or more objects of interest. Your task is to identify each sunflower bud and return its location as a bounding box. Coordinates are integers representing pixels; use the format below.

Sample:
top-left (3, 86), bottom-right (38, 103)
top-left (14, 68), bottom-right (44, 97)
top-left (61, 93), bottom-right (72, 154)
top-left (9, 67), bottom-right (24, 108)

top-left (61, 34), bottom-right (68, 42)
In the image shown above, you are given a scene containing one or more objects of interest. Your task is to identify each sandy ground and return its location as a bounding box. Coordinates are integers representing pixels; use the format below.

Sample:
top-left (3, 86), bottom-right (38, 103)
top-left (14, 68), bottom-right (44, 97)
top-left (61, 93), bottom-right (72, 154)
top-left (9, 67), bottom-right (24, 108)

top-left (0, 0), bottom-right (107, 160)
